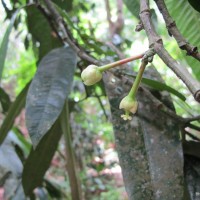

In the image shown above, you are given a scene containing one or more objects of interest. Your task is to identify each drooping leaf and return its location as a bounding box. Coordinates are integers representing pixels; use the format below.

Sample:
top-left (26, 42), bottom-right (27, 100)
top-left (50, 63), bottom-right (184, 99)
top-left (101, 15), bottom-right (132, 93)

top-left (123, 0), bottom-right (140, 19)
top-left (13, 128), bottom-right (32, 157)
top-left (125, 73), bottom-right (186, 101)
top-left (165, 0), bottom-right (200, 79)
top-left (26, 5), bottom-right (62, 60)
top-left (104, 67), bottom-right (184, 199)
top-left (0, 9), bottom-right (20, 81)
top-left (0, 87), bottom-right (11, 113)
top-left (0, 82), bottom-right (30, 145)
top-left (61, 102), bottom-right (82, 200)
top-left (25, 47), bottom-right (77, 147)
top-left (22, 118), bottom-right (62, 195)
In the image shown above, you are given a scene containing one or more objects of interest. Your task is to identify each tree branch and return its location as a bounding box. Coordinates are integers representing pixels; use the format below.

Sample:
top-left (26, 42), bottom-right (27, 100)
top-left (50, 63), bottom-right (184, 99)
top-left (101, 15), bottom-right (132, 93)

top-left (115, 0), bottom-right (124, 34)
top-left (104, 0), bottom-right (124, 38)
top-left (139, 0), bottom-right (200, 103)
top-left (104, 0), bottom-right (113, 35)
top-left (154, 0), bottom-right (200, 61)
top-left (43, 0), bottom-right (101, 66)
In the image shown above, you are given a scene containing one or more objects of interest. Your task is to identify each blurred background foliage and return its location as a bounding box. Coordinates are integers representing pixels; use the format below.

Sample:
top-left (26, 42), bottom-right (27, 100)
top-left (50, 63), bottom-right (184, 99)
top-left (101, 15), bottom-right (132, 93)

top-left (0, 0), bottom-right (200, 199)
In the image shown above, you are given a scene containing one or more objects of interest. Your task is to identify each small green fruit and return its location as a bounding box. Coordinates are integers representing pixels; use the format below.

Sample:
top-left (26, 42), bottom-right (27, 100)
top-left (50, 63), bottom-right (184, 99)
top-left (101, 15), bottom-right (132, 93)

top-left (81, 65), bottom-right (102, 86)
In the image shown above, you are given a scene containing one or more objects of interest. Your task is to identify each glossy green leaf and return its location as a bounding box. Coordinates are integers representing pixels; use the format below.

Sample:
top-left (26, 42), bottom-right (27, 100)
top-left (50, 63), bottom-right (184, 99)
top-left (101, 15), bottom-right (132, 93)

top-left (125, 73), bottom-right (186, 101)
top-left (0, 82), bottom-right (30, 145)
top-left (0, 87), bottom-right (11, 113)
top-left (25, 47), bottom-right (77, 147)
top-left (165, 0), bottom-right (200, 80)
top-left (26, 5), bottom-right (62, 60)
top-left (22, 118), bottom-right (62, 195)
top-left (0, 9), bottom-right (20, 81)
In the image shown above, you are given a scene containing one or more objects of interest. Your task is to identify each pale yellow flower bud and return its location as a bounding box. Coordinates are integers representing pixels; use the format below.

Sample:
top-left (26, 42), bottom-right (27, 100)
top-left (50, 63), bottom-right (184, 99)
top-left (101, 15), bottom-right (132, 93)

top-left (119, 96), bottom-right (138, 120)
top-left (81, 65), bottom-right (102, 86)
top-left (119, 96), bottom-right (138, 114)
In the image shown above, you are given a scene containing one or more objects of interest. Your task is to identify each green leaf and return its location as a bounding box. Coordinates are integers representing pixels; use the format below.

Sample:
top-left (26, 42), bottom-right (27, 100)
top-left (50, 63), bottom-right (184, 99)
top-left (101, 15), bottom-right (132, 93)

top-left (0, 82), bottom-right (30, 145)
top-left (25, 47), bottom-right (77, 147)
top-left (22, 117), bottom-right (62, 195)
top-left (165, 0), bottom-right (200, 80)
top-left (61, 102), bottom-right (82, 200)
top-left (125, 73), bottom-right (186, 101)
top-left (123, 0), bottom-right (140, 19)
top-left (0, 9), bottom-right (20, 81)
top-left (0, 87), bottom-right (11, 113)
top-left (13, 128), bottom-right (32, 157)
top-left (26, 5), bottom-right (62, 60)
top-left (52, 0), bottom-right (73, 12)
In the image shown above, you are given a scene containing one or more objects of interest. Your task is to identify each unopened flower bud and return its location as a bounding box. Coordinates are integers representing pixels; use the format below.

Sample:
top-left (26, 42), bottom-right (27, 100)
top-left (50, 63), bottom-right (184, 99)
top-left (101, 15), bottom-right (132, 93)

top-left (81, 65), bottom-right (102, 86)
top-left (119, 96), bottom-right (138, 120)
top-left (119, 96), bottom-right (138, 114)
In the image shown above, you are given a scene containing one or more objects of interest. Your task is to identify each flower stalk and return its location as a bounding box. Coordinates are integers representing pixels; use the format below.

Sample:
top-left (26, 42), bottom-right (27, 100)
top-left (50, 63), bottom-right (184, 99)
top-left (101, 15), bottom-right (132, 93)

top-left (98, 53), bottom-right (144, 72)
top-left (120, 60), bottom-right (148, 120)
top-left (81, 53), bottom-right (144, 86)
top-left (128, 60), bottom-right (147, 97)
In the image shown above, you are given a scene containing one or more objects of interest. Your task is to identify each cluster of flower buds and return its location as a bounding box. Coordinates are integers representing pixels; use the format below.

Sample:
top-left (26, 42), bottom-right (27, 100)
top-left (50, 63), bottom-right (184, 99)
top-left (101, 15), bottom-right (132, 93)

top-left (81, 52), bottom-right (151, 120)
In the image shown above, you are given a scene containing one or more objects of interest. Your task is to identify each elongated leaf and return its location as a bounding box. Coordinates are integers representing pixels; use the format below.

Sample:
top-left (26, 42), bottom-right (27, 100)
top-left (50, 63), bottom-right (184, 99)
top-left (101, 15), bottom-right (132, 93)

top-left (26, 47), bottom-right (77, 147)
top-left (22, 117), bottom-right (62, 195)
top-left (0, 9), bottom-right (20, 81)
top-left (125, 73), bottom-right (186, 101)
top-left (0, 82), bottom-right (30, 145)
top-left (0, 87), bottom-right (11, 113)
top-left (26, 5), bottom-right (62, 60)
top-left (104, 67), bottom-right (184, 199)
top-left (61, 102), bottom-right (82, 200)
top-left (165, 0), bottom-right (200, 79)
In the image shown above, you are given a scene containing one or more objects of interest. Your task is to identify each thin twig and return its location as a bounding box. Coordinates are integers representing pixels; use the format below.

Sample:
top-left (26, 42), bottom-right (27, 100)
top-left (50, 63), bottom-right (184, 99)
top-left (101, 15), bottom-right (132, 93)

top-left (139, 0), bottom-right (200, 103)
top-left (96, 95), bottom-right (108, 120)
top-left (43, 0), bottom-right (101, 66)
top-left (104, 0), bottom-right (124, 38)
top-left (184, 115), bottom-right (200, 123)
top-left (154, 0), bottom-right (200, 61)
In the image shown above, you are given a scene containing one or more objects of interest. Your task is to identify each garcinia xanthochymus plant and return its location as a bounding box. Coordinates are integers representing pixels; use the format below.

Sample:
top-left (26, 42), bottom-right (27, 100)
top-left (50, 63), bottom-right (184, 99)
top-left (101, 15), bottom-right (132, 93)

top-left (81, 50), bottom-right (153, 120)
